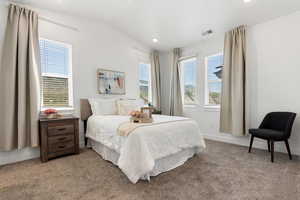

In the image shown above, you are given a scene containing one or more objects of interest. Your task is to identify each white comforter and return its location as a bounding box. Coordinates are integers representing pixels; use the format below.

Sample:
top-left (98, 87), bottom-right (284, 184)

top-left (86, 115), bottom-right (206, 183)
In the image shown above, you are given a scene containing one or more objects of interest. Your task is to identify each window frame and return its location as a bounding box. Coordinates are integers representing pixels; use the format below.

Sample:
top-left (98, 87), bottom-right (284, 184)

top-left (204, 52), bottom-right (223, 109)
top-left (40, 38), bottom-right (74, 111)
top-left (179, 56), bottom-right (198, 106)
top-left (138, 62), bottom-right (152, 104)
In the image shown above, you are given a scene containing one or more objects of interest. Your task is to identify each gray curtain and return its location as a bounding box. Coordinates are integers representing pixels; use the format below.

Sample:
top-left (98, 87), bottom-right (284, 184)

top-left (0, 4), bottom-right (41, 151)
top-left (169, 48), bottom-right (183, 116)
top-left (150, 50), bottom-right (161, 111)
top-left (220, 25), bottom-right (246, 136)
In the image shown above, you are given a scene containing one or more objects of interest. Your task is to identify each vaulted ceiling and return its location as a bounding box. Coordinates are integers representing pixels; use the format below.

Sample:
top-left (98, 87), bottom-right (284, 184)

top-left (9, 0), bottom-right (300, 50)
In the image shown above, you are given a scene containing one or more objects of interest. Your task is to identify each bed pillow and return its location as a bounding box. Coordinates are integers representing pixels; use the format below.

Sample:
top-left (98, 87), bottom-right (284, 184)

top-left (88, 98), bottom-right (118, 116)
top-left (117, 99), bottom-right (144, 115)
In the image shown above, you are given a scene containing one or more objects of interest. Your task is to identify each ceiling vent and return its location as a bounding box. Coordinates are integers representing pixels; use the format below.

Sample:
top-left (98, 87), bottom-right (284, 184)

top-left (202, 29), bottom-right (213, 37)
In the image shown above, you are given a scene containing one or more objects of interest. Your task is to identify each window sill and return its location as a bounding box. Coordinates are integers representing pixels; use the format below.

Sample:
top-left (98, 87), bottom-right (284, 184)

top-left (184, 104), bottom-right (198, 108)
top-left (203, 105), bottom-right (220, 112)
top-left (41, 107), bottom-right (75, 113)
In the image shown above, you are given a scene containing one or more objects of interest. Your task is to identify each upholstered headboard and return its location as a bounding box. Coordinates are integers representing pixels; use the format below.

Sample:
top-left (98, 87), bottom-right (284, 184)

top-left (80, 99), bottom-right (92, 146)
top-left (80, 99), bottom-right (92, 121)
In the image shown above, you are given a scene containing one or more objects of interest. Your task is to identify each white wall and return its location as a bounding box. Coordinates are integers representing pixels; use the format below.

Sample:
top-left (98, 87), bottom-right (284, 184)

top-left (181, 11), bottom-right (300, 155)
top-left (0, 2), bottom-right (150, 165)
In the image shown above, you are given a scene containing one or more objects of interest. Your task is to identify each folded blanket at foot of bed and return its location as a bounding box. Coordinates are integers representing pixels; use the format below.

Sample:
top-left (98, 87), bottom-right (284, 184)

top-left (117, 119), bottom-right (193, 137)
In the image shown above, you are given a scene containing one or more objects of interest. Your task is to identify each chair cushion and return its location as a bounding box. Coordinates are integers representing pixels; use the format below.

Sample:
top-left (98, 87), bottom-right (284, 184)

top-left (249, 129), bottom-right (285, 141)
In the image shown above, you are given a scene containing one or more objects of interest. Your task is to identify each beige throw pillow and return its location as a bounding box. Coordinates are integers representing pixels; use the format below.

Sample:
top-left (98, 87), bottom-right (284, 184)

top-left (117, 99), bottom-right (144, 115)
top-left (88, 98), bottom-right (118, 115)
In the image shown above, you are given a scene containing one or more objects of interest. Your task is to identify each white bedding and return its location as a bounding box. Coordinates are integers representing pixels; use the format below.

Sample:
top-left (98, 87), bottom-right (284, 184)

top-left (86, 114), bottom-right (206, 183)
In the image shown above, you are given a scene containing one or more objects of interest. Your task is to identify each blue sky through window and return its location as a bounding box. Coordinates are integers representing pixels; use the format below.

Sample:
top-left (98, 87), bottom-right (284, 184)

top-left (139, 63), bottom-right (150, 82)
top-left (184, 59), bottom-right (197, 86)
top-left (208, 82), bottom-right (222, 93)
top-left (40, 39), bottom-right (69, 76)
top-left (207, 54), bottom-right (223, 92)
top-left (207, 54), bottom-right (223, 81)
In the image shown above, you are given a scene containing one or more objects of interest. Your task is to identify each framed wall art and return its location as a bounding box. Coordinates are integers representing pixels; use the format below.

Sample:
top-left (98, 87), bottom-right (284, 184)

top-left (97, 69), bottom-right (125, 95)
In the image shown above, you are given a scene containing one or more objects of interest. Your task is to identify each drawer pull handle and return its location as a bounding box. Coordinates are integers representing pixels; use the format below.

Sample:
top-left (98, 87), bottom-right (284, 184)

top-left (57, 128), bottom-right (66, 131)
top-left (58, 145), bottom-right (65, 149)
top-left (58, 137), bottom-right (67, 141)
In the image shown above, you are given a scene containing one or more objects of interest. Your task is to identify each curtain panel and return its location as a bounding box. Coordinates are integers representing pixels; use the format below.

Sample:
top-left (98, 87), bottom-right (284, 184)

top-left (0, 4), bottom-right (41, 151)
top-left (169, 48), bottom-right (183, 116)
top-left (220, 25), bottom-right (247, 136)
top-left (150, 50), bottom-right (161, 111)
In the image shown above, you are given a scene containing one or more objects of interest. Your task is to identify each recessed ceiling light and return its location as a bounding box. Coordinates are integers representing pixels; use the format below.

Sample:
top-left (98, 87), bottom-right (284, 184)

top-left (244, 0), bottom-right (252, 3)
top-left (152, 38), bottom-right (158, 43)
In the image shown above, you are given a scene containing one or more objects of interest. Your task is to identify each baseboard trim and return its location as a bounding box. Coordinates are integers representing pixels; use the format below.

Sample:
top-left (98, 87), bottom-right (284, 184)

top-left (0, 147), bottom-right (40, 166)
top-left (203, 133), bottom-right (300, 156)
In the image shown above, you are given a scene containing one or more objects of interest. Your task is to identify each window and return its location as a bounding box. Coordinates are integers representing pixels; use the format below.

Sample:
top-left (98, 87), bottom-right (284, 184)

top-left (39, 39), bottom-right (73, 109)
top-left (180, 57), bottom-right (198, 105)
top-left (139, 63), bottom-right (152, 104)
top-left (205, 53), bottom-right (223, 106)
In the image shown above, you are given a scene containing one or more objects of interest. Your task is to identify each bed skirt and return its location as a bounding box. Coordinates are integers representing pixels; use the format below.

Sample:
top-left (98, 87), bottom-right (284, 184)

top-left (89, 139), bottom-right (198, 181)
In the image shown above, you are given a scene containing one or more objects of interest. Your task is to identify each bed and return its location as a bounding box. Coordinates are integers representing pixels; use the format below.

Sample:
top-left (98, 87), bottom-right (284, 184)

top-left (80, 99), bottom-right (206, 183)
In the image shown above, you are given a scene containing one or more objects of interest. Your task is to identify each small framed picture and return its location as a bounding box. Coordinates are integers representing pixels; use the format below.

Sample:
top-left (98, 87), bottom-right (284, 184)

top-left (141, 107), bottom-right (153, 119)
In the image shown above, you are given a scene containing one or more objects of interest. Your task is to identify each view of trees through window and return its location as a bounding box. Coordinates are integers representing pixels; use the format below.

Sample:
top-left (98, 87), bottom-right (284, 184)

top-left (206, 53), bottom-right (223, 105)
top-left (181, 58), bottom-right (197, 105)
top-left (139, 63), bottom-right (151, 104)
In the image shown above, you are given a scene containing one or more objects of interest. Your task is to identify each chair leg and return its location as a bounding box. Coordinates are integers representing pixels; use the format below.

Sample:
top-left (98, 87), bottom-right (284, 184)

top-left (270, 141), bottom-right (274, 163)
top-left (267, 140), bottom-right (270, 152)
top-left (248, 135), bottom-right (254, 153)
top-left (85, 137), bottom-right (88, 147)
top-left (284, 140), bottom-right (292, 160)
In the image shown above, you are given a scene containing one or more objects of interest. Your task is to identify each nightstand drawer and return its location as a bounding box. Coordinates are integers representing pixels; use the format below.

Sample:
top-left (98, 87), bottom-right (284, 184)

top-left (48, 148), bottom-right (75, 159)
top-left (48, 134), bottom-right (74, 145)
top-left (49, 141), bottom-right (74, 153)
top-left (48, 124), bottom-right (74, 136)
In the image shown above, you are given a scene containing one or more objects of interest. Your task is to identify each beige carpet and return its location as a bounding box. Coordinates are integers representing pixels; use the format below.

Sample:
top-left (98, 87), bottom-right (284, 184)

top-left (0, 140), bottom-right (299, 200)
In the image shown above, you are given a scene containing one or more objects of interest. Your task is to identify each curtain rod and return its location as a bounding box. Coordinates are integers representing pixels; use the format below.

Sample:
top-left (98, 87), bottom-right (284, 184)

top-left (6, 2), bottom-right (79, 32)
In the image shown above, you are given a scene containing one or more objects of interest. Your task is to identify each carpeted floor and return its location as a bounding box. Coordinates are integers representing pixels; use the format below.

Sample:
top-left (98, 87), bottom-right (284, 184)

top-left (0, 140), bottom-right (299, 200)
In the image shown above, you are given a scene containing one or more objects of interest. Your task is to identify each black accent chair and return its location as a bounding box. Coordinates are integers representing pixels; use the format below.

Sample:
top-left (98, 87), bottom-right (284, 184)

top-left (248, 112), bottom-right (297, 162)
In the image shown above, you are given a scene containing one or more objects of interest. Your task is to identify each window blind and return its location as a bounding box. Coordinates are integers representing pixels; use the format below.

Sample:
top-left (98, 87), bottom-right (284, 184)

top-left (40, 39), bottom-right (69, 76)
top-left (39, 39), bottom-right (71, 107)
top-left (42, 76), bottom-right (69, 107)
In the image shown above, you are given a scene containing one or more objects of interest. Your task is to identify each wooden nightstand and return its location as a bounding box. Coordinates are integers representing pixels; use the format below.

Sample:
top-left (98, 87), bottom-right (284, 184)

top-left (39, 115), bottom-right (79, 162)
